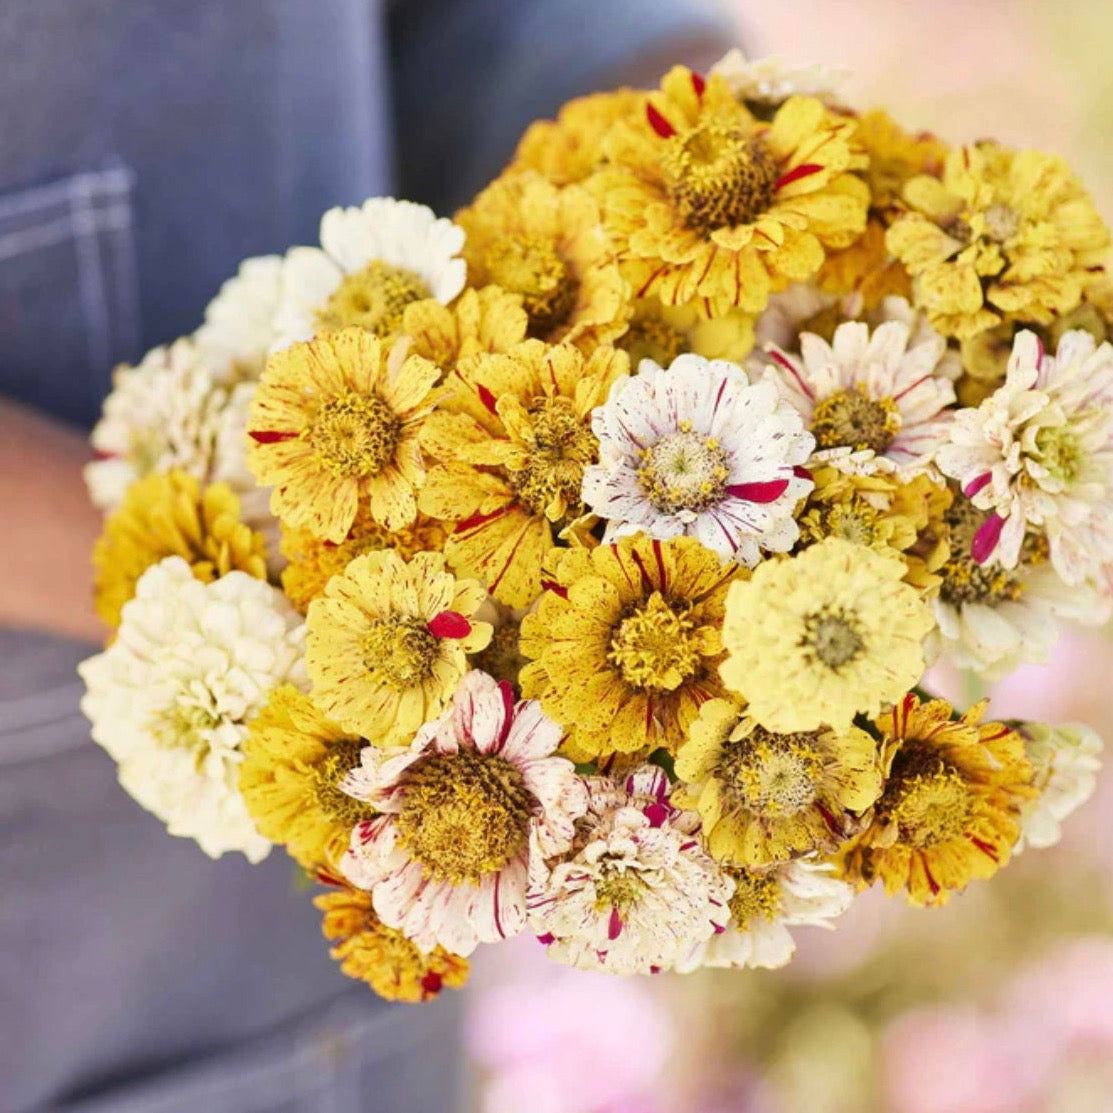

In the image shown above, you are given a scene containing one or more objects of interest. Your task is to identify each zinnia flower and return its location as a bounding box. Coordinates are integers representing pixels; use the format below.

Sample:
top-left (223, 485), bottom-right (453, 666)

top-left (306, 550), bottom-right (490, 744)
top-left (710, 50), bottom-right (848, 112)
top-left (92, 470), bottom-right (268, 630)
top-left (419, 340), bottom-right (629, 607)
top-left (674, 859), bottom-right (854, 972)
top-left (937, 329), bottom-right (1113, 591)
top-left (340, 670), bottom-right (586, 956)
top-left (886, 142), bottom-right (1110, 340)
top-left (673, 698), bottom-right (883, 866)
top-left (194, 254), bottom-right (283, 381)
top-left (590, 65), bottom-right (868, 317)
top-left (763, 308), bottom-right (957, 477)
top-left (78, 556), bottom-right (306, 861)
top-left (520, 535), bottom-right (744, 762)
top-left (315, 880), bottom-right (469, 1002)
top-left (246, 328), bottom-right (439, 543)
top-left (617, 296), bottom-right (756, 369)
top-left (720, 538), bottom-right (935, 733)
top-left (582, 355), bottom-right (814, 565)
top-left (839, 695), bottom-right (1034, 906)
top-left (272, 197), bottom-right (465, 348)
top-left (239, 685), bottom-right (373, 869)
top-left (527, 765), bottom-right (733, 975)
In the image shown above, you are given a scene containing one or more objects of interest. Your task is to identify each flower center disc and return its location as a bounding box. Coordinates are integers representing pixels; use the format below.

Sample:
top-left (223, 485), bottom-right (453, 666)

top-left (637, 428), bottom-right (729, 514)
top-left (607, 591), bottom-right (704, 691)
top-left (717, 726), bottom-right (824, 817)
top-left (665, 123), bottom-right (778, 232)
top-left (620, 317), bottom-right (687, 368)
top-left (939, 499), bottom-right (1027, 607)
top-left (506, 396), bottom-right (596, 519)
top-left (727, 868), bottom-right (781, 929)
top-left (308, 391), bottom-right (401, 479)
top-left (885, 746), bottom-right (973, 848)
top-left (811, 388), bottom-right (901, 455)
top-left (316, 260), bottom-right (432, 338)
top-left (394, 748), bottom-right (533, 884)
top-left (802, 608), bottom-right (865, 670)
top-left (484, 235), bottom-right (577, 336)
top-left (361, 616), bottom-right (439, 686)
top-left (1034, 424), bottom-right (1085, 486)
top-left (313, 738), bottom-right (374, 826)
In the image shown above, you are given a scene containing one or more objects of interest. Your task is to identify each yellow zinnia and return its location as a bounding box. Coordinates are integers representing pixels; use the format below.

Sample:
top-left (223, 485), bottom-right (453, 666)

top-left (93, 469), bottom-right (267, 629)
top-left (245, 327), bottom-right (439, 543)
top-left (887, 141), bottom-right (1111, 339)
top-left (519, 535), bottom-right (744, 763)
top-left (306, 550), bottom-right (491, 744)
top-left (674, 698), bottom-right (883, 867)
top-left (590, 65), bottom-right (868, 317)
top-left (456, 172), bottom-right (631, 349)
top-left (419, 339), bottom-right (629, 608)
top-left (615, 296), bottom-right (755, 368)
top-left (315, 883), bottom-right (469, 1002)
top-left (239, 685), bottom-right (372, 869)
top-left (720, 538), bottom-right (934, 734)
top-left (839, 695), bottom-right (1034, 906)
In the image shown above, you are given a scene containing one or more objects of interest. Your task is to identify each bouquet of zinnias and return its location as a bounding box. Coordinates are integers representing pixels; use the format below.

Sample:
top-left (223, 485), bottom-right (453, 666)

top-left (79, 52), bottom-right (1109, 1003)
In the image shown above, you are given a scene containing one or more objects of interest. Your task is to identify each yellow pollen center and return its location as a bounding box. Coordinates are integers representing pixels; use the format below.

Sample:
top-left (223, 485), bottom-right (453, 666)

top-left (939, 498), bottom-right (1026, 607)
top-left (361, 616), bottom-right (439, 687)
top-left (473, 623), bottom-right (525, 688)
top-left (505, 396), bottom-right (597, 519)
top-left (315, 260), bottom-right (432, 338)
top-left (884, 745), bottom-right (973, 848)
top-left (664, 122), bottom-right (778, 233)
top-left (620, 316), bottom-right (688, 368)
top-left (637, 427), bottom-right (729, 514)
top-left (307, 391), bottom-right (401, 479)
top-left (727, 868), bottom-right (781, 929)
top-left (313, 739), bottom-right (376, 827)
top-left (394, 748), bottom-right (532, 884)
top-left (811, 388), bottom-right (901, 455)
top-left (149, 695), bottom-right (222, 759)
top-left (716, 725), bottom-right (824, 817)
top-left (484, 234), bottom-right (577, 336)
top-left (607, 592), bottom-right (705, 692)
top-left (1034, 424), bottom-right (1085, 486)
top-left (594, 866), bottom-right (644, 914)
top-left (802, 607), bottom-right (865, 671)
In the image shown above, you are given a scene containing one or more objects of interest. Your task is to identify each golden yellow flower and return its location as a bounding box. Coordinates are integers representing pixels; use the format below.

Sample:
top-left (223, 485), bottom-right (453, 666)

top-left (246, 328), bottom-right (439, 543)
top-left (674, 698), bottom-right (882, 866)
top-left (720, 538), bottom-right (935, 734)
top-left (519, 535), bottom-right (744, 763)
top-left (590, 66), bottom-right (868, 317)
top-left (456, 172), bottom-right (631, 348)
top-left (839, 695), bottom-right (1034, 906)
top-left (818, 218), bottom-right (913, 307)
top-left (419, 340), bottom-right (629, 608)
top-left (615, 296), bottom-right (755, 367)
top-left (856, 108), bottom-right (947, 214)
top-left (306, 550), bottom-right (491, 744)
top-left (93, 470), bottom-right (267, 629)
top-left (508, 88), bottom-right (644, 186)
top-left (795, 465), bottom-right (951, 594)
top-left (887, 142), bottom-right (1111, 339)
top-left (239, 685), bottom-right (372, 869)
top-left (400, 284), bottom-right (529, 379)
top-left (280, 508), bottom-right (447, 614)
top-left (315, 883), bottom-right (469, 1002)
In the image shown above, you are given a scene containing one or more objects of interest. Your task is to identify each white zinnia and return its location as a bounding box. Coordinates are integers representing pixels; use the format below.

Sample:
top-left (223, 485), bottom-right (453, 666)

top-left (675, 860), bottom-right (853, 973)
top-left (194, 254), bottom-right (283, 382)
top-left (710, 49), bottom-right (848, 108)
top-left (271, 196), bottom-right (466, 349)
top-left (582, 355), bottom-right (814, 566)
top-left (527, 766), bottom-right (733, 975)
top-left (937, 329), bottom-right (1113, 590)
top-left (764, 309), bottom-right (956, 478)
top-left (78, 557), bottom-right (307, 861)
top-left (1014, 721), bottom-right (1103, 853)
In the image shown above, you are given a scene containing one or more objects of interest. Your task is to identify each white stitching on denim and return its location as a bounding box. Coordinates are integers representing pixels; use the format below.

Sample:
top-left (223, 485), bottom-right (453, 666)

top-left (0, 165), bottom-right (132, 223)
top-left (0, 205), bottom-right (130, 263)
top-left (70, 173), bottom-right (113, 372)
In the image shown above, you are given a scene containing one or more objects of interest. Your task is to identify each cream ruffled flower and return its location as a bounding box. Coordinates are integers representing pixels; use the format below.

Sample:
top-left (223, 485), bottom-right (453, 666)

top-left (194, 255), bottom-right (284, 381)
top-left (763, 308), bottom-right (957, 477)
top-left (272, 197), bottom-right (466, 349)
top-left (710, 49), bottom-right (848, 111)
top-left (527, 766), bottom-right (734, 975)
top-left (582, 355), bottom-right (814, 565)
top-left (937, 329), bottom-right (1113, 591)
top-left (340, 670), bottom-right (586, 956)
top-left (78, 557), bottom-right (306, 861)
top-left (1014, 721), bottom-right (1102, 853)
top-left (746, 284), bottom-right (863, 375)
top-left (674, 860), bottom-right (854, 972)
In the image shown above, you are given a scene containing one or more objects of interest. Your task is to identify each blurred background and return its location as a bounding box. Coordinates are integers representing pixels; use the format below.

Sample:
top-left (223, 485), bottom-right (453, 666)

top-left (467, 2), bottom-right (1113, 1110)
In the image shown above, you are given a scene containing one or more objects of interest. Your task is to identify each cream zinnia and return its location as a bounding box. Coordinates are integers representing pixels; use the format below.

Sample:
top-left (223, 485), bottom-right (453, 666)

top-left (340, 670), bottom-right (585, 956)
top-left (582, 355), bottom-right (814, 565)
top-left (78, 557), bottom-right (307, 861)
top-left (937, 329), bottom-right (1113, 591)
top-left (527, 766), bottom-right (733, 975)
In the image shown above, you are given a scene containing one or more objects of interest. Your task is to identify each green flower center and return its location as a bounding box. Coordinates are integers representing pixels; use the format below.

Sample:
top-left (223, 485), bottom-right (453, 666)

top-left (316, 260), bottom-right (431, 338)
top-left (1034, 424), bottom-right (1085, 486)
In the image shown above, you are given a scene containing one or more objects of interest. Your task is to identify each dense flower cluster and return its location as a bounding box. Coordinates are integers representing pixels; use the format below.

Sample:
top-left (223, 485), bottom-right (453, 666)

top-left (78, 52), bottom-right (1107, 1000)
